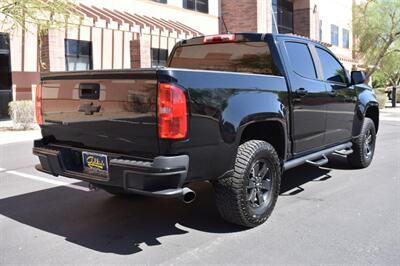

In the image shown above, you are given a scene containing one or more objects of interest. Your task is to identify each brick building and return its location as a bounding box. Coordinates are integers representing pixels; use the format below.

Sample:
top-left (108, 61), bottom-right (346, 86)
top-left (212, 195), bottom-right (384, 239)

top-left (0, 0), bottom-right (356, 119)
top-left (221, 0), bottom-right (355, 70)
top-left (0, 0), bottom-right (220, 119)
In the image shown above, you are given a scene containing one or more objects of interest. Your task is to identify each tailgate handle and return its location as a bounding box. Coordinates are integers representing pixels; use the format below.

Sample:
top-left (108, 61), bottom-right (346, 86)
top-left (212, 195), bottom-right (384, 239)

top-left (79, 83), bottom-right (100, 100)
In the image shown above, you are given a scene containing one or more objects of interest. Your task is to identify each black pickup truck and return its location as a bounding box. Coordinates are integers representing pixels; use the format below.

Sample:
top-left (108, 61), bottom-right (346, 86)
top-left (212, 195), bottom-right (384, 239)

top-left (33, 33), bottom-right (379, 227)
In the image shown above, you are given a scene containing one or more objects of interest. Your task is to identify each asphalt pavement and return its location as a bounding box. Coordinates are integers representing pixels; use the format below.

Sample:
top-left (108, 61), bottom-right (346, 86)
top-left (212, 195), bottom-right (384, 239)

top-left (0, 112), bottom-right (399, 265)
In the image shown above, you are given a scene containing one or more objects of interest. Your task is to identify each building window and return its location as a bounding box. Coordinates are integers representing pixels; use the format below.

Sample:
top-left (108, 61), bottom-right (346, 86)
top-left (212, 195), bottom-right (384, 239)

top-left (272, 0), bottom-right (294, 34)
top-left (151, 48), bottom-right (168, 67)
top-left (342, 28), bottom-right (350, 49)
top-left (0, 33), bottom-right (12, 91)
top-left (183, 0), bottom-right (208, 14)
top-left (152, 0), bottom-right (167, 3)
top-left (65, 39), bottom-right (92, 71)
top-left (331, 24), bottom-right (339, 46)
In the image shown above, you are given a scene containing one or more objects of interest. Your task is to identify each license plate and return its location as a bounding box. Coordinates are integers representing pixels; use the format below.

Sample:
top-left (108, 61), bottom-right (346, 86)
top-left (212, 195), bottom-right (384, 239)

top-left (82, 151), bottom-right (109, 175)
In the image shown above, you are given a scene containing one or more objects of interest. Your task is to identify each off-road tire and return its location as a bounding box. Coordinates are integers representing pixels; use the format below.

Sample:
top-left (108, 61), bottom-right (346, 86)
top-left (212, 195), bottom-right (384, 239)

top-left (213, 140), bottom-right (281, 228)
top-left (348, 117), bottom-right (376, 169)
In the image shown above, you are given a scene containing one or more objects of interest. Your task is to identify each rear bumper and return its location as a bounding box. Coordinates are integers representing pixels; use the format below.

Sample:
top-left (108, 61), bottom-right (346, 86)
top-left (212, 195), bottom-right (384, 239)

top-left (33, 140), bottom-right (189, 198)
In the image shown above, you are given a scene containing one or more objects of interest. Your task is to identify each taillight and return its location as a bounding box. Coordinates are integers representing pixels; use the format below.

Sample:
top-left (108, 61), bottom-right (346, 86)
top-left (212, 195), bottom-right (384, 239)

top-left (203, 34), bottom-right (236, 44)
top-left (158, 83), bottom-right (187, 139)
top-left (35, 84), bottom-right (42, 125)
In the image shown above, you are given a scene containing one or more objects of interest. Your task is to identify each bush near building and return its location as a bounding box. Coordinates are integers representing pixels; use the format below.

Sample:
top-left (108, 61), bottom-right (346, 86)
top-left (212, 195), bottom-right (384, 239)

top-left (374, 88), bottom-right (387, 109)
top-left (8, 101), bottom-right (35, 130)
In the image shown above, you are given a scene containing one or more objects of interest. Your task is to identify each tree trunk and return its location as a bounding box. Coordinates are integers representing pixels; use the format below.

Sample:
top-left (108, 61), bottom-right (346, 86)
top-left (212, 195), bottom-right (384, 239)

top-left (365, 37), bottom-right (394, 80)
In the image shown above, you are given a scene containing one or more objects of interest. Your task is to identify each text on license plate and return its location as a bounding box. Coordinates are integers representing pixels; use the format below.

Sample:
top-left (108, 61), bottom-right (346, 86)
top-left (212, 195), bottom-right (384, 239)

top-left (82, 151), bottom-right (109, 173)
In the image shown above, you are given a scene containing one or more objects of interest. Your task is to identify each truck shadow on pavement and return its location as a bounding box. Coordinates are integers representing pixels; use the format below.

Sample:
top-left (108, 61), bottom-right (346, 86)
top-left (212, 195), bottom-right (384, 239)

top-left (0, 156), bottom-right (347, 255)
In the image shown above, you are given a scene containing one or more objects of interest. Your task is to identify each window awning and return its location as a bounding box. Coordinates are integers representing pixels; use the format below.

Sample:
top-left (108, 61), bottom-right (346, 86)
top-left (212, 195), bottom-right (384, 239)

top-left (75, 4), bottom-right (202, 36)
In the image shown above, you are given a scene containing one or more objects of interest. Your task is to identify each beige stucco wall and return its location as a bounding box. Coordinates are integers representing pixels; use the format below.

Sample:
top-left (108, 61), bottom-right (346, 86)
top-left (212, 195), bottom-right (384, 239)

top-left (255, 0), bottom-right (354, 67)
top-left (257, 0), bottom-right (273, 33)
top-left (312, 0), bottom-right (353, 61)
top-left (77, 0), bottom-right (219, 35)
top-left (0, 23), bottom-right (38, 73)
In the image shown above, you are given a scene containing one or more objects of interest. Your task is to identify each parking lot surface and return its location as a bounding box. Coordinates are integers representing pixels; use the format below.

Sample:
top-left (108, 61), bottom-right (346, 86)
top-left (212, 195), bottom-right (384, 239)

top-left (0, 113), bottom-right (399, 265)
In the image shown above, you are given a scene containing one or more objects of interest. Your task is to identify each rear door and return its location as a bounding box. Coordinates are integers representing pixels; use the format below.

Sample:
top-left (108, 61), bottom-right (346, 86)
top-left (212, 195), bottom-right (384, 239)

top-left (40, 70), bottom-right (159, 157)
top-left (278, 38), bottom-right (329, 154)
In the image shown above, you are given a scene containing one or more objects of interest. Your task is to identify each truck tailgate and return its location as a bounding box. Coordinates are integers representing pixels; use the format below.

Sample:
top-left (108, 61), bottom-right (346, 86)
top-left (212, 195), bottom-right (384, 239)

top-left (40, 70), bottom-right (159, 157)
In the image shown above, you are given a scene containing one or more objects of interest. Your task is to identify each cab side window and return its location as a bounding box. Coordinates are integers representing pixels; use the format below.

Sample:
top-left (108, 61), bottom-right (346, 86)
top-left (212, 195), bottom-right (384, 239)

top-left (285, 42), bottom-right (317, 79)
top-left (316, 47), bottom-right (347, 84)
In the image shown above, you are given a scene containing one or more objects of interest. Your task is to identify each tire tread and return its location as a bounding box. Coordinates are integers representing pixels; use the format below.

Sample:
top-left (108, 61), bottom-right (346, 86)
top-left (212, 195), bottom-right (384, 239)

top-left (214, 140), bottom-right (281, 227)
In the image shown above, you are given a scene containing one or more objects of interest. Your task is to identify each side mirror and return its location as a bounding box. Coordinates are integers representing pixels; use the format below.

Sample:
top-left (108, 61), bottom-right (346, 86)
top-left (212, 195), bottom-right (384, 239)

top-left (351, 71), bottom-right (366, 85)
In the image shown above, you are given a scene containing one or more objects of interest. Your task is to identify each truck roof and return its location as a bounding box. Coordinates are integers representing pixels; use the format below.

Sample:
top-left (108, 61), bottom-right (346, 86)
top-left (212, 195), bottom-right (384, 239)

top-left (180, 33), bottom-right (329, 48)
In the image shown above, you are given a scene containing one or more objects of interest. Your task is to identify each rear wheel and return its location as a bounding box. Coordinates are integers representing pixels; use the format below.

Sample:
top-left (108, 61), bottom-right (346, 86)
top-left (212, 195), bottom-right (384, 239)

top-left (348, 117), bottom-right (376, 168)
top-left (213, 140), bottom-right (281, 228)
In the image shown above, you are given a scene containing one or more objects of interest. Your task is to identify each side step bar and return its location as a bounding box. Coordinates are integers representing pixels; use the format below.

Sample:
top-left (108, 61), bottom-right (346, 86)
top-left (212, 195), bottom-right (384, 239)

top-left (283, 142), bottom-right (352, 171)
top-left (306, 155), bottom-right (328, 167)
top-left (333, 148), bottom-right (354, 156)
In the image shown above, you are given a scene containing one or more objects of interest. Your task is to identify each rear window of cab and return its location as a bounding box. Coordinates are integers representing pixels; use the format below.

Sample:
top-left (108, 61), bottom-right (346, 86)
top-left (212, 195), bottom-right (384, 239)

top-left (169, 42), bottom-right (282, 76)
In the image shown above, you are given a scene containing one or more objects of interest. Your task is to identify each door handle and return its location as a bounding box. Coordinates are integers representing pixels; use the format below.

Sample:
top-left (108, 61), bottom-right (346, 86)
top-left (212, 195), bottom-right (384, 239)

top-left (295, 88), bottom-right (308, 97)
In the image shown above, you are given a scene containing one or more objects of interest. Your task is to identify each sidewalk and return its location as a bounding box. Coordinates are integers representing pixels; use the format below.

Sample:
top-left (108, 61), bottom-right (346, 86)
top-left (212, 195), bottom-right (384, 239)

top-left (381, 102), bottom-right (400, 113)
top-left (379, 103), bottom-right (400, 122)
top-left (0, 120), bottom-right (41, 145)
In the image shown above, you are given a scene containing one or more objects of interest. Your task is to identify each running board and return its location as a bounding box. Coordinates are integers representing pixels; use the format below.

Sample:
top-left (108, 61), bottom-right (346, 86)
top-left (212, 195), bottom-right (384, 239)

top-left (283, 142), bottom-right (352, 171)
top-left (333, 148), bottom-right (354, 156)
top-left (306, 155), bottom-right (328, 167)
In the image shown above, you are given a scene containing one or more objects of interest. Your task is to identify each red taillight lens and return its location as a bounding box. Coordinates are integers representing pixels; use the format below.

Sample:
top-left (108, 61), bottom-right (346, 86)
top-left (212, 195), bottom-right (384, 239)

top-left (35, 84), bottom-right (43, 125)
top-left (203, 34), bottom-right (236, 43)
top-left (158, 83), bottom-right (187, 139)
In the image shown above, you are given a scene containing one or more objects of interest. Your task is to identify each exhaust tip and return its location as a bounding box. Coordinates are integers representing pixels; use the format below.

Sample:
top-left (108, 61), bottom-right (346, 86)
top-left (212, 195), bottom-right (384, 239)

top-left (182, 188), bottom-right (196, 204)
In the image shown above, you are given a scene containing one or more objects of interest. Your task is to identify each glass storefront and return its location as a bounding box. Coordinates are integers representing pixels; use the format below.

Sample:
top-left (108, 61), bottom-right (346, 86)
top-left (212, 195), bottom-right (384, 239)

top-left (0, 33), bottom-right (12, 119)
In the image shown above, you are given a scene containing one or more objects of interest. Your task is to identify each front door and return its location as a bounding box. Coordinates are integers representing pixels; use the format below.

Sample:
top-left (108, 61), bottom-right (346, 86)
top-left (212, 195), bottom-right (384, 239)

top-left (280, 39), bottom-right (329, 155)
top-left (314, 46), bottom-right (357, 145)
top-left (0, 33), bottom-right (12, 120)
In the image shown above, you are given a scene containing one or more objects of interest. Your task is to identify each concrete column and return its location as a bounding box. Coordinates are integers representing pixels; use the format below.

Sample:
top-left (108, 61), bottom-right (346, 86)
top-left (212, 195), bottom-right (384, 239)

top-left (31, 84), bottom-right (37, 102)
top-left (140, 34), bottom-right (151, 68)
top-left (12, 85), bottom-right (16, 101)
top-left (257, 0), bottom-right (268, 33)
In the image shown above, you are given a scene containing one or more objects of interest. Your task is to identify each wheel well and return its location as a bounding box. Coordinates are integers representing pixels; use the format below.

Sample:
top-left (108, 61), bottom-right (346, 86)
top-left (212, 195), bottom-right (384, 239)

top-left (240, 121), bottom-right (286, 160)
top-left (365, 106), bottom-right (379, 132)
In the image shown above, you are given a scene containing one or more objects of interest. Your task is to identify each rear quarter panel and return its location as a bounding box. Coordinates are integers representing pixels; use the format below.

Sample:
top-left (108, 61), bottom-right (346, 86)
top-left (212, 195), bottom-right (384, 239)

top-left (159, 69), bottom-right (289, 181)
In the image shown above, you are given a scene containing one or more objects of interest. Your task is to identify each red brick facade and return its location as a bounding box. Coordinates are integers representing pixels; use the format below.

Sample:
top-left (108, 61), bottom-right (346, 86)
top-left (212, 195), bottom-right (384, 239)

top-left (221, 0), bottom-right (258, 33)
top-left (221, 0), bottom-right (313, 38)
top-left (293, 8), bottom-right (311, 37)
top-left (130, 39), bottom-right (141, 69)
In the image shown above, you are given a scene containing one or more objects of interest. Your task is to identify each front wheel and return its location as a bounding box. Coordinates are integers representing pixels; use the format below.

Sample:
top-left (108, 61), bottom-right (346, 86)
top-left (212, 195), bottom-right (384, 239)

top-left (213, 140), bottom-right (281, 228)
top-left (348, 117), bottom-right (376, 168)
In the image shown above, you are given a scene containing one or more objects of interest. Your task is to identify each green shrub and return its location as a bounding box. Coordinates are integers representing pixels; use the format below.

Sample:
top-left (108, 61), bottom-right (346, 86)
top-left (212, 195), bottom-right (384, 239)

top-left (8, 100), bottom-right (35, 130)
top-left (375, 91), bottom-right (387, 109)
